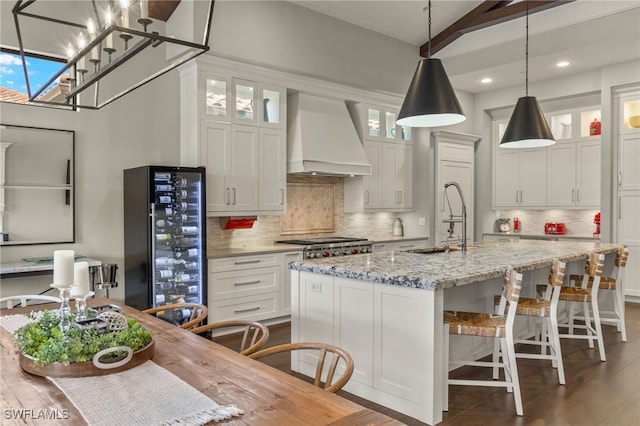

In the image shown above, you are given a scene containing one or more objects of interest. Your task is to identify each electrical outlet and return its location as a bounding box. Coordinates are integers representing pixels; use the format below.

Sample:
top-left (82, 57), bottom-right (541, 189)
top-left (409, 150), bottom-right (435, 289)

top-left (418, 217), bottom-right (426, 226)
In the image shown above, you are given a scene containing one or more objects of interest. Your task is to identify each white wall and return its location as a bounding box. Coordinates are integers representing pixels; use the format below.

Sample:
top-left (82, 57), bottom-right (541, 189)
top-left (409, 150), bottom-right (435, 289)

top-left (0, 72), bottom-right (180, 301)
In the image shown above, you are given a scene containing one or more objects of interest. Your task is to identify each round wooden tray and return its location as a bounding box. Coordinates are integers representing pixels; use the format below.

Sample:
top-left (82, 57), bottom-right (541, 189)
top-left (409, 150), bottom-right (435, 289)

top-left (19, 339), bottom-right (155, 377)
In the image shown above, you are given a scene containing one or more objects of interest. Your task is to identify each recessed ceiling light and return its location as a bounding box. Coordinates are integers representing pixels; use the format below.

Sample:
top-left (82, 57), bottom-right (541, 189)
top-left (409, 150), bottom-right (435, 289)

top-left (556, 61), bottom-right (570, 68)
top-left (481, 78), bottom-right (493, 84)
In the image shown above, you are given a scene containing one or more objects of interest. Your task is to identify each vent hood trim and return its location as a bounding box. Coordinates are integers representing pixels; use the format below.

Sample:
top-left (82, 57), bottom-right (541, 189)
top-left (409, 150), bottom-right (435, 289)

top-left (287, 93), bottom-right (372, 176)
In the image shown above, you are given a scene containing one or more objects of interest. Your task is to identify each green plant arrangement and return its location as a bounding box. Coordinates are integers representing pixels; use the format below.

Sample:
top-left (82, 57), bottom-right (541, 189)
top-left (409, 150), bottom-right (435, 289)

top-left (14, 310), bottom-right (153, 366)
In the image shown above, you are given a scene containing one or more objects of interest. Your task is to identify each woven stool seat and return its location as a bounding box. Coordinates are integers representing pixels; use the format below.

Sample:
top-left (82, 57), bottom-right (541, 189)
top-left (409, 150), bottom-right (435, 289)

top-left (445, 311), bottom-right (507, 338)
top-left (558, 286), bottom-right (591, 302)
top-left (569, 275), bottom-right (616, 290)
top-left (493, 295), bottom-right (552, 317)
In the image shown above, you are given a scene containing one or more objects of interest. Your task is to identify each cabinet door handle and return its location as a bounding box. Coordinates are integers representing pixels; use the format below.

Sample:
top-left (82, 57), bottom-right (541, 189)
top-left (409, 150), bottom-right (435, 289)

top-left (572, 189), bottom-right (575, 202)
top-left (232, 187), bottom-right (237, 205)
top-left (234, 306), bottom-right (260, 314)
top-left (365, 190), bottom-right (369, 205)
top-left (441, 191), bottom-right (445, 212)
top-left (398, 191), bottom-right (403, 204)
top-left (234, 259), bottom-right (260, 265)
top-left (577, 188), bottom-right (580, 203)
top-left (226, 187), bottom-right (230, 205)
top-left (280, 188), bottom-right (284, 205)
top-left (234, 280), bottom-right (261, 286)
top-left (520, 190), bottom-right (523, 204)
top-left (618, 171), bottom-right (622, 187)
top-left (516, 190), bottom-right (519, 203)
top-left (619, 196), bottom-right (622, 220)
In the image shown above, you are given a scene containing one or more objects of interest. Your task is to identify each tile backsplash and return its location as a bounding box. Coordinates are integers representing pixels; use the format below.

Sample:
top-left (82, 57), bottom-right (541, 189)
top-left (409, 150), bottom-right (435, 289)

top-left (207, 175), bottom-right (397, 251)
top-left (493, 209), bottom-right (600, 236)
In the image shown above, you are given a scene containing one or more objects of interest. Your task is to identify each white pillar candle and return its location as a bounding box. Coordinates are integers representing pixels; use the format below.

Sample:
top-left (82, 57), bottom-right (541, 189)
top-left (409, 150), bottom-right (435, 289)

top-left (87, 18), bottom-right (98, 60)
top-left (105, 6), bottom-right (114, 49)
top-left (120, 0), bottom-right (129, 27)
top-left (140, 0), bottom-right (149, 19)
top-left (77, 33), bottom-right (87, 70)
top-left (53, 250), bottom-right (75, 287)
top-left (71, 261), bottom-right (90, 297)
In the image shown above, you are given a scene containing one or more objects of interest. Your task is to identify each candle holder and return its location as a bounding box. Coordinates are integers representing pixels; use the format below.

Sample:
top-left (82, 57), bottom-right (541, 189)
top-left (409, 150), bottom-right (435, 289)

top-left (103, 47), bottom-right (116, 63)
top-left (50, 283), bottom-right (74, 332)
top-left (73, 291), bottom-right (95, 321)
top-left (119, 33), bottom-right (133, 50)
top-left (138, 18), bottom-right (152, 32)
top-left (89, 59), bottom-right (101, 73)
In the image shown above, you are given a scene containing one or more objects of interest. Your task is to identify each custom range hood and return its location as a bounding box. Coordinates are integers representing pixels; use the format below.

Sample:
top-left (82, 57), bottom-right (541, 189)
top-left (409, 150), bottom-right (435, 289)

top-left (287, 93), bottom-right (371, 176)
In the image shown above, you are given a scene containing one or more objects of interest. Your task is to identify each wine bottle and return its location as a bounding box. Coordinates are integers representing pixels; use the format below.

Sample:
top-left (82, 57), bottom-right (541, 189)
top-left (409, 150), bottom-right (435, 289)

top-left (155, 233), bottom-right (172, 241)
top-left (156, 257), bottom-right (177, 266)
top-left (175, 273), bottom-right (199, 283)
top-left (175, 237), bottom-right (199, 247)
top-left (157, 269), bottom-right (174, 279)
top-left (155, 184), bottom-right (173, 192)
top-left (175, 213), bottom-right (199, 223)
top-left (179, 226), bottom-right (198, 235)
top-left (156, 281), bottom-right (174, 291)
top-left (154, 172), bottom-right (172, 182)
top-left (157, 195), bottom-right (173, 205)
top-left (175, 201), bottom-right (199, 211)
top-left (174, 247), bottom-right (199, 258)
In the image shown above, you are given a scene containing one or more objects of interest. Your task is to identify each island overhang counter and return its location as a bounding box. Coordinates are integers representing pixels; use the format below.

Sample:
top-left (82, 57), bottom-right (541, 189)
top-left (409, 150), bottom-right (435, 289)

top-left (287, 239), bottom-right (623, 425)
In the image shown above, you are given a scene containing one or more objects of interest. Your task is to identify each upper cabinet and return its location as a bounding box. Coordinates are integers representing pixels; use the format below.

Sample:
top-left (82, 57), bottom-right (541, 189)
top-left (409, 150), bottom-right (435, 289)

top-left (493, 102), bottom-right (603, 210)
top-left (356, 104), bottom-right (411, 143)
top-left (344, 103), bottom-right (414, 213)
top-left (180, 61), bottom-right (286, 216)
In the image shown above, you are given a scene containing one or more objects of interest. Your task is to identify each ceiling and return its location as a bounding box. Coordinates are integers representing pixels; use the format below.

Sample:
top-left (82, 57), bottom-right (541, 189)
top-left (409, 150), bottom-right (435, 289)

top-left (289, 0), bottom-right (640, 94)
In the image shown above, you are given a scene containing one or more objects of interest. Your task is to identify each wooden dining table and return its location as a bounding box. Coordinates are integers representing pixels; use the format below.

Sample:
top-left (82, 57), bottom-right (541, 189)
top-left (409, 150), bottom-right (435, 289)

top-left (1, 298), bottom-right (403, 425)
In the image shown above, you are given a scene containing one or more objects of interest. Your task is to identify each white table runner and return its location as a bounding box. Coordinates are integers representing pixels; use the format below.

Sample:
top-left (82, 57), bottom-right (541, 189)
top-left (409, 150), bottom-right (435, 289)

top-left (1, 314), bottom-right (243, 425)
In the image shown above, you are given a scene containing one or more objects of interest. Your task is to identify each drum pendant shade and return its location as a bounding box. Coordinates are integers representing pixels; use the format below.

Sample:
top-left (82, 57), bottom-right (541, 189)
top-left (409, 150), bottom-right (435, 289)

top-left (500, 96), bottom-right (556, 148)
top-left (397, 58), bottom-right (466, 128)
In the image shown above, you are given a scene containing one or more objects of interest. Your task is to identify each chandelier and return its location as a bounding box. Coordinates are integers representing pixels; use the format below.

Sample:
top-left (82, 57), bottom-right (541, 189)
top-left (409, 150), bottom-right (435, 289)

top-left (11, 0), bottom-right (214, 110)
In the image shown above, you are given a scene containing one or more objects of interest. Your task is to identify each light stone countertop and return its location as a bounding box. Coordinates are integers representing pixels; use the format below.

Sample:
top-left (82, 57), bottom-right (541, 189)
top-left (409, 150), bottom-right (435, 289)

top-left (1, 258), bottom-right (103, 276)
top-left (207, 235), bottom-right (429, 258)
top-left (483, 232), bottom-right (600, 241)
top-left (289, 239), bottom-right (622, 291)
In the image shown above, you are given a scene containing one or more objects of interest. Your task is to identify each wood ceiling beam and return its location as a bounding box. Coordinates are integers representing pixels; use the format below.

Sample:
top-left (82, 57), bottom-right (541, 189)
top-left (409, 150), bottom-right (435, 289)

top-left (420, 0), bottom-right (575, 57)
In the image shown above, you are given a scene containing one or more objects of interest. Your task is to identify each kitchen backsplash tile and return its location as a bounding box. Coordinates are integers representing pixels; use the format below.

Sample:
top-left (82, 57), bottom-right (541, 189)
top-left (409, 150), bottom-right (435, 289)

top-left (207, 175), bottom-right (397, 251)
top-left (494, 209), bottom-right (600, 236)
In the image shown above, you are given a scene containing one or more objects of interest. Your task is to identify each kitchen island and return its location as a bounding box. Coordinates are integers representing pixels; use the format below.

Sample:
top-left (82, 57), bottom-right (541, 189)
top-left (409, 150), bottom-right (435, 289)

top-left (288, 239), bottom-right (623, 425)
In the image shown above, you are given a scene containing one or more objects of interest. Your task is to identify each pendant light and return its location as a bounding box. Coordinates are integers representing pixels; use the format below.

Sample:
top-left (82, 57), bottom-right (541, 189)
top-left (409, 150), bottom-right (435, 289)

top-left (396, 0), bottom-right (465, 128)
top-left (500, 1), bottom-right (555, 148)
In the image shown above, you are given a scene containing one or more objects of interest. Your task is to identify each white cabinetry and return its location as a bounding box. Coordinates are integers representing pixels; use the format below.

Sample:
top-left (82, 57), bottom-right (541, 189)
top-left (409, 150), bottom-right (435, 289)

top-left (371, 239), bottom-right (429, 253)
top-left (547, 140), bottom-right (600, 208)
top-left (209, 254), bottom-right (283, 322)
top-left (282, 251), bottom-right (302, 315)
top-left (345, 103), bottom-right (413, 212)
top-left (294, 272), bottom-right (430, 405)
top-left (614, 88), bottom-right (640, 298)
top-left (494, 146), bottom-right (547, 208)
top-left (179, 60), bottom-right (286, 216)
top-left (433, 131), bottom-right (480, 245)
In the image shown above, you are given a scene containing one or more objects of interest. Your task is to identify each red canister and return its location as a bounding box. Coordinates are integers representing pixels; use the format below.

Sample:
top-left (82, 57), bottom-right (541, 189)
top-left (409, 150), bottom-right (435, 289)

top-left (513, 217), bottom-right (520, 232)
top-left (590, 118), bottom-right (601, 136)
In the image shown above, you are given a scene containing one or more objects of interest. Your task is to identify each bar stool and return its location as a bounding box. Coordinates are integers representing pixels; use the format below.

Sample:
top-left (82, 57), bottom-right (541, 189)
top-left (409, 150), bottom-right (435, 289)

top-left (568, 247), bottom-right (629, 341)
top-left (443, 267), bottom-right (524, 416)
top-left (545, 252), bottom-right (607, 361)
top-left (494, 259), bottom-right (566, 385)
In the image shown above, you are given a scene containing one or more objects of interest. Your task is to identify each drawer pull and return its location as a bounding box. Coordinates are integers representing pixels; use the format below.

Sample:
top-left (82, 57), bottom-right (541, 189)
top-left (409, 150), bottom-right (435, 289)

top-left (234, 306), bottom-right (260, 314)
top-left (234, 259), bottom-right (261, 265)
top-left (234, 280), bottom-right (261, 286)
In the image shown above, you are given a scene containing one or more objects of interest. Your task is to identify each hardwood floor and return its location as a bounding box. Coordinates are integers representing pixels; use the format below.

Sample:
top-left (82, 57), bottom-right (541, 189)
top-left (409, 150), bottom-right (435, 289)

top-left (211, 303), bottom-right (640, 425)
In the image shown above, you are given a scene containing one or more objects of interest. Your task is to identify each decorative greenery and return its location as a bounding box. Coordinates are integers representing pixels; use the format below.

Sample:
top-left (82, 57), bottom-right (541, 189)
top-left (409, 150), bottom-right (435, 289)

top-left (14, 310), bottom-right (153, 366)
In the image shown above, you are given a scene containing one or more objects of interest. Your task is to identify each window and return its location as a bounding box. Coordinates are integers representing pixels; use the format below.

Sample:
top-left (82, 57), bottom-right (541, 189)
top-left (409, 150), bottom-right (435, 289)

top-left (0, 48), bottom-right (70, 108)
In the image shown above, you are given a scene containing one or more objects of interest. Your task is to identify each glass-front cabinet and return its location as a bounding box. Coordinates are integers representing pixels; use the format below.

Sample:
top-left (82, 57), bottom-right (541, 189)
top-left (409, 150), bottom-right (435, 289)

top-left (620, 95), bottom-right (640, 133)
top-left (362, 105), bottom-right (411, 143)
top-left (203, 75), bottom-right (285, 129)
top-left (548, 106), bottom-right (602, 141)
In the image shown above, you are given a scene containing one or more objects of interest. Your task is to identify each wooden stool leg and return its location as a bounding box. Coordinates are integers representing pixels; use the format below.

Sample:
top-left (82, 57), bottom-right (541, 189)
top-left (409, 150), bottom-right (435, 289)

top-left (614, 285), bottom-right (628, 341)
top-left (492, 338), bottom-right (501, 380)
top-left (502, 336), bottom-right (523, 416)
top-left (549, 314), bottom-right (566, 385)
top-left (582, 301), bottom-right (595, 348)
top-left (591, 297), bottom-right (606, 362)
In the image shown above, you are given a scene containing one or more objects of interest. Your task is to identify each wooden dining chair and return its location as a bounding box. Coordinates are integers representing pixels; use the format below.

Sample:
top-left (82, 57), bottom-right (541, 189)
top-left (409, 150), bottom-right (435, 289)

top-left (568, 247), bottom-right (629, 341)
top-left (190, 319), bottom-right (269, 355)
top-left (542, 251), bottom-right (607, 362)
top-left (444, 267), bottom-right (524, 416)
top-left (494, 259), bottom-right (567, 385)
top-left (0, 295), bottom-right (61, 309)
top-left (142, 302), bottom-right (208, 330)
top-left (249, 342), bottom-right (354, 393)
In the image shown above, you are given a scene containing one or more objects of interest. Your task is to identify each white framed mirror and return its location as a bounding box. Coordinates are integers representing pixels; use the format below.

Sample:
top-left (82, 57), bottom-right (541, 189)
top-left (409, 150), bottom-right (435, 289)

top-left (0, 124), bottom-right (74, 245)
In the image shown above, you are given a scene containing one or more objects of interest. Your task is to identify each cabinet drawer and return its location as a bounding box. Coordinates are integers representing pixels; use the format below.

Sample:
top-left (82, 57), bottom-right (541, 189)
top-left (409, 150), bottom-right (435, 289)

top-left (210, 267), bottom-right (280, 300)
top-left (209, 293), bottom-right (280, 322)
top-left (210, 254), bottom-right (280, 272)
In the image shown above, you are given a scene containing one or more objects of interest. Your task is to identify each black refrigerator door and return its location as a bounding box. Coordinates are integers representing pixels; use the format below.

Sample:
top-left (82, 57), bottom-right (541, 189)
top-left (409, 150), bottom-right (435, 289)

top-left (124, 165), bottom-right (207, 315)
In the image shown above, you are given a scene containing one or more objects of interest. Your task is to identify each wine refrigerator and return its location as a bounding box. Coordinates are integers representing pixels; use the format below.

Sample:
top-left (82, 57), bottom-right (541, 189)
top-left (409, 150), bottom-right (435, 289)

top-left (123, 165), bottom-right (207, 323)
